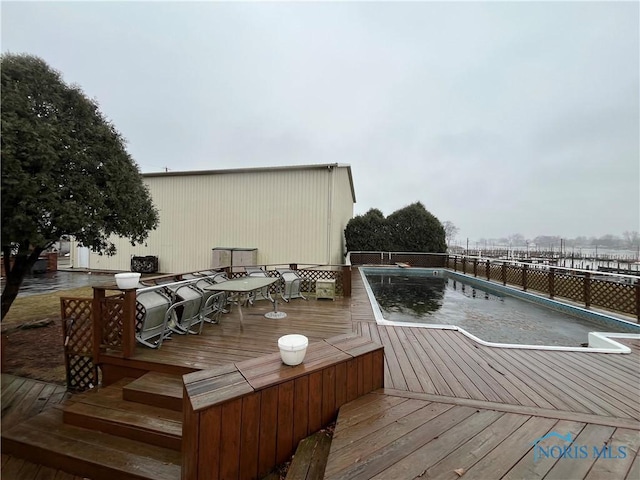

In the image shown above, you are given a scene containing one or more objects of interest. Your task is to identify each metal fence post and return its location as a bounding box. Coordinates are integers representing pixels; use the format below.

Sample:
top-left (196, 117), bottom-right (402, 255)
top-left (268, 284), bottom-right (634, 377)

top-left (549, 267), bottom-right (555, 299)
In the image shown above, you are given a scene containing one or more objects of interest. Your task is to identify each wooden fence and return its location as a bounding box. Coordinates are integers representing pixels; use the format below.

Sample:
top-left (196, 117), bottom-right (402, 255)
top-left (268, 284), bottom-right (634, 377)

top-left (448, 256), bottom-right (639, 320)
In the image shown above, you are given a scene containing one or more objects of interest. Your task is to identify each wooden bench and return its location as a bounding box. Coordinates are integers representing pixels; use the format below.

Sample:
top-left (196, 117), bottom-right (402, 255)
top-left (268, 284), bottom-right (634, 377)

top-left (182, 333), bottom-right (384, 480)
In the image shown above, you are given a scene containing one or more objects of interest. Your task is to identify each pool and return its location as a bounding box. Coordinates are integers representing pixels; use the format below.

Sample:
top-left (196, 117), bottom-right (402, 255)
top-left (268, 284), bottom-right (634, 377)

top-left (361, 267), bottom-right (640, 349)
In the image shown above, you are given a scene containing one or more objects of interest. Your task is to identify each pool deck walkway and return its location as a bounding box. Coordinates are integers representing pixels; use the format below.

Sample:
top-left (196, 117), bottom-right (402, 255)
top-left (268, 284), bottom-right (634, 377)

top-left (2, 267), bottom-right (639, 479)
top-left (325, 270), bottom-right (640, 479)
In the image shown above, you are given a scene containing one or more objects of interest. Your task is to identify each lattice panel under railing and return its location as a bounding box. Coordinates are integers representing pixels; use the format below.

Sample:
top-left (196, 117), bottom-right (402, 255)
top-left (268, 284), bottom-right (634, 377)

top-left (61, 297), bottom-right (98, 392)
top-left (505, 266), bottom-right (524, 287)
top-left (101, 296), bottom-right (125, 350)
top-left (489, 264), bottom-right (503, 283)
top-left (298, 269), bottom-right (343, 295)
top-left (527, 269), bottom-right (550, 294)
top-left (230, 269), bottom-right (343, 295)
top-left (135, 301), bottom-right (146, 333)
top-left (590, 279), bottom-right (636, 316)
top-left (554, 274), bottom-right (584, 303)
top-left (476, 262), bottom-right (488, 278)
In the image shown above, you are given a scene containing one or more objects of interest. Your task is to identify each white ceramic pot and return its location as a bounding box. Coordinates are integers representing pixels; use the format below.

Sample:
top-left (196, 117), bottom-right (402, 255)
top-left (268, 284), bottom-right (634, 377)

top-left (278, 334), bottom-right (309, 366)
top-left (115, 272), bottom-right (141, 289)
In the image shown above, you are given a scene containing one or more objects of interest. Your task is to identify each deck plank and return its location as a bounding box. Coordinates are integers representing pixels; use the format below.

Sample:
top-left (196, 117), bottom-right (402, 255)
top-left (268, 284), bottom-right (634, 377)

top-left (585, 427), bottom-right (640, 480)
top-left (512, 349), bottom-right (634, 418)
top-left (434, 328), bottom-right (531, 405)
top-left (422, 411), bottom-right (531, 480)
top-left (324, 401), bottom-right (455, 478)
top-left (373, 326), bottom-right (408, 391)
top-left (530, 350), bottom-right (640, 418)
top-left (624, 452), bottom-right (640, 480)
top-left (410, 328), bottom-right (460, 397)
top-left (428, 328), bottom-right (505, 402)
top-left (331, 398), bottom-right (429, 452)
top-left (370, 408), bottom-right (505, 479)
top-left (543, 423), bottom-right (616, 480)
top-left (456, 416), bottom-right (559, 480)
top-left (501, 419), bottom-right (586, 480)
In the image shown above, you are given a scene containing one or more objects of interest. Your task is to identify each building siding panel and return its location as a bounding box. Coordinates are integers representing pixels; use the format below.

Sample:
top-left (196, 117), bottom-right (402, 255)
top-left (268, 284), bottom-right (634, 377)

top-left (81, 165), bottom-right (354, 272)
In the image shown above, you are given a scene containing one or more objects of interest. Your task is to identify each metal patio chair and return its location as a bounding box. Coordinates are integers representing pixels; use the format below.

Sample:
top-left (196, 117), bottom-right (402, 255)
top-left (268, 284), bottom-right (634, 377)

top-left (277, 269), bottom-right (307, 302)
top-left (209, 272), bottom-right (233, 311)
top-left (135, 289), bottom-right (174, 348)
top-left (166, 283), bottom-right (205, 335)
top-left (199, 291), bottom-right (227, 331)
top-left (245, 267), bottom-right (275, 304)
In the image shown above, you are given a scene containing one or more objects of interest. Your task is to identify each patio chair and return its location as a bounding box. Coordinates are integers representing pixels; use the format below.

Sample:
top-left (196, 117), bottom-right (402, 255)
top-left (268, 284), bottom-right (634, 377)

top-left (277, 269), bottom-right (307, 302)
top-left (193, 277), bottom-right (227, 321)
top-left (166, 283), bottom-right (205, 335)
top-left (199, 291), bottom-right (227, 331)
top-left (210, 272), bottom-right (232, 311)
top-left (135, 289), bottom-right (174, 348)
top-left (245, 267), bottom-right (275, 303)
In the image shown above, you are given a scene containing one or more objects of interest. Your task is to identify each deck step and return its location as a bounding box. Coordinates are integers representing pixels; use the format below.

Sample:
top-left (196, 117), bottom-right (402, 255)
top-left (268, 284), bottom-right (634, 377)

top-left (1, 407), bottom-right (181, 480)
top-left (123, 371), bottom-right (184, 411)
top-left (63, 379), bottom-right (182, 451)
top-left (285, 431), bottom-right (332, 480)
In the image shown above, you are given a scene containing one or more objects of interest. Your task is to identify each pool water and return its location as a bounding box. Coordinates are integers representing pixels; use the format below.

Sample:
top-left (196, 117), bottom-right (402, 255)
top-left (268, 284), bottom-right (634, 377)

top-left (365, 271), bottom-right (635, 346)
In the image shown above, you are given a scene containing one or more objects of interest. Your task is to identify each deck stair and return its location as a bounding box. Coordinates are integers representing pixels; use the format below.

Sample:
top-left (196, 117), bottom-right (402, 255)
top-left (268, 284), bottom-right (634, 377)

top-left (63, 378), bottom-right (183, 450)
top-left (1, 373), bottom-right (184, 480)
top-left (122, 371), bottom-right (184, 412)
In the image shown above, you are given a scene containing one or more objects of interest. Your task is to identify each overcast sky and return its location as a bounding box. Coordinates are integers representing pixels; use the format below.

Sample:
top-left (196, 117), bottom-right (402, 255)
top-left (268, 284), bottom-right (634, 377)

top-left (2, 1), bottom-right (638, 244)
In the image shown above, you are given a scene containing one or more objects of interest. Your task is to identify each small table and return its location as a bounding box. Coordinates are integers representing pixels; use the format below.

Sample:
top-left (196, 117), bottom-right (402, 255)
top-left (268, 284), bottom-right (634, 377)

top-left (205, 277), bottom-right (285, 325)
top-left (316, 279), bottom-right (336, 300)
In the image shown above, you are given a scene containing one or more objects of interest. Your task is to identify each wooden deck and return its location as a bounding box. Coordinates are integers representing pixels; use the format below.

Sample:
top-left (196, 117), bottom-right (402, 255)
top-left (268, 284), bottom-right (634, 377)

top-left (100, 294), bottom-right (357, 379)
top-left (325, 270), bottom-right (640, 479)
top-left (2, 267), bottom-right (639, 479)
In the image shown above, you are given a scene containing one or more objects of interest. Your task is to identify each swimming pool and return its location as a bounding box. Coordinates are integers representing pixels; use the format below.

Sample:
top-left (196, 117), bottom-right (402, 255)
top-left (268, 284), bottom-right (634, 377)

top-left (361, 267), bottom-right (640, 350)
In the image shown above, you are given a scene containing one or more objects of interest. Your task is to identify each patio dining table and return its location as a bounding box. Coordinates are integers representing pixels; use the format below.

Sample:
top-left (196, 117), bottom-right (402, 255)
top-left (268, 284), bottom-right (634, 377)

top-left (205, 276), bottom-right (286, 325)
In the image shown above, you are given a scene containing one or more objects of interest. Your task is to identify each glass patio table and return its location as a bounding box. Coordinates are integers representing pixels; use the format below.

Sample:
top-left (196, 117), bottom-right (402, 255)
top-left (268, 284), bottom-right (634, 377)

top-left (205, 276), bottom-right (286, 324)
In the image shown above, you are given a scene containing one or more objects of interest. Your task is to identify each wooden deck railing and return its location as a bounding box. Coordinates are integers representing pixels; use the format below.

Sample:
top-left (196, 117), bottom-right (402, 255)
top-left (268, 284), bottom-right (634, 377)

top-left (448, 255), bottom-right (640, 320)
top-left (348, 251), bottom-right (448, 268)
top-left (181, 333), bottom-right (384, 480)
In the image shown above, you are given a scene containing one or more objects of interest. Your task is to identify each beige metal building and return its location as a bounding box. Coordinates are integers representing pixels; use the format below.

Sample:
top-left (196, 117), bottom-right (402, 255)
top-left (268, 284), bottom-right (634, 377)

top-left (70, 163), bottom-right (356, 273)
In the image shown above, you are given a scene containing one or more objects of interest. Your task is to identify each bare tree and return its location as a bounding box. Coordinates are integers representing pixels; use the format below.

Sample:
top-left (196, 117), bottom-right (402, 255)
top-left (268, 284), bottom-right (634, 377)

top-left (442, 221), bottom-right (459, 247)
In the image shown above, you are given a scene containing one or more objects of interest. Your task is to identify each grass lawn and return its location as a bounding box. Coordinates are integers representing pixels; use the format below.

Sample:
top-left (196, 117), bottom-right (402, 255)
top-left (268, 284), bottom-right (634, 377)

top-left (2, 286), bottom-right (95, 329)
